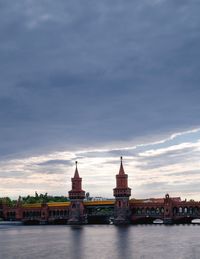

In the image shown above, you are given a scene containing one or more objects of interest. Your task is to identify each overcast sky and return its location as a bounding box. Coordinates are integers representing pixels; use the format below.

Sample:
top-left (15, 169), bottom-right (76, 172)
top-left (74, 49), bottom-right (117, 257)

top-left (0, 0), bottom-right (200, 199)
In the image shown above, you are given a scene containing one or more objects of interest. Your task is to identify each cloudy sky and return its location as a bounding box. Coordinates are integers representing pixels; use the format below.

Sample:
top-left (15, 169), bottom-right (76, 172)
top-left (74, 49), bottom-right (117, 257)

top-left (0, 0), bottom-right (200, 200)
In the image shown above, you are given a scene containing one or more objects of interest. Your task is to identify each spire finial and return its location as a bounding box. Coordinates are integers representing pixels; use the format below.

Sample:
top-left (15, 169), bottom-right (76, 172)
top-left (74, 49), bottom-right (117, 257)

top-left (74, 161), bottom-right (80, 178)
top-left (119, 156), bottom-right (125, 175)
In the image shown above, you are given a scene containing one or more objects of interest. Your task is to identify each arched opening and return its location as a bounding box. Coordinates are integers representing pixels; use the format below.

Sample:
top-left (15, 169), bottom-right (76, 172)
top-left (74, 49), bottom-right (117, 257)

top-left (156, 208), bottom-right (160, 215)
top-left (173, 207), bottom-right (178, 215)
top-left (153, 219), bottom-right (163, 224)
top-left (192, 218), bottom-right (200, 224)
top-left (150, 208), bottom-right (155, 215)
top-left (179, 207), bottom-right (183, 214)
top-left (189, 207), bottom-right (193, 215)
top-left (194, 207), bottom-right (199, 215)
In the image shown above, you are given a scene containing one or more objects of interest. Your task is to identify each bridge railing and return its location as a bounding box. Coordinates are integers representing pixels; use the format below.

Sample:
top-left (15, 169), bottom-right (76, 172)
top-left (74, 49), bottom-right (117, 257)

top-left (86, 207), bottom-right (114, 216)
top-left (132, 207), bottom-right (164, 217)
top-left (48, 210), bottom-right (69, 217)
top-left (173, 206), bottom-right (200, 217)
top-left (6, 211), bottom-right (16, 220)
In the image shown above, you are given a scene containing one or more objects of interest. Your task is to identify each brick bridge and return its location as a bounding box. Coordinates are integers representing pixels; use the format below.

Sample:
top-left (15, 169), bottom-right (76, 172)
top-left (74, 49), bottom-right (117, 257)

top-left (1, 158), bottom-right (200, 225)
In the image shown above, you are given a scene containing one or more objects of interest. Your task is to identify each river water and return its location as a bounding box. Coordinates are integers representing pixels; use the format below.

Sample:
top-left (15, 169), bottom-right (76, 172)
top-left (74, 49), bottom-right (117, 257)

top-left (0, 224), bottom-right (200, 259)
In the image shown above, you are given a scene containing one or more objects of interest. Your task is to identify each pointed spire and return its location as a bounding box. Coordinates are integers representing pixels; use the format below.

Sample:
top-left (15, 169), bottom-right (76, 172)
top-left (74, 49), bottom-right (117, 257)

top-left (74, 161), bottom-right (80, 178)
top-left (119, 156), bottom-right (125, 175)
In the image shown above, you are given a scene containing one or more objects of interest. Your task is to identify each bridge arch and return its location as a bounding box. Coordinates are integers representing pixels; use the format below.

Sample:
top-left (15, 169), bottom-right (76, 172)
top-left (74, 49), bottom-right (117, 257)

top-left (192, 218), bottom-right (200, 224)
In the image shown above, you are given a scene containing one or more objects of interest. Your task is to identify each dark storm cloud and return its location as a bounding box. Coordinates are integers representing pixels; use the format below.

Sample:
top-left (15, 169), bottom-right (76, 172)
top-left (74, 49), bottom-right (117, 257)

top-left (0, 0), bottom-right (200, 157)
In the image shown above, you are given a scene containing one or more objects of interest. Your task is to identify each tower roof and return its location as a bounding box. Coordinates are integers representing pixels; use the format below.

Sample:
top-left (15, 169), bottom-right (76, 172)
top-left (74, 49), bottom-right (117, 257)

top-left (119, 156), bottom-right (125, 175)
top-left (74, 161), bottom-right (80, 178)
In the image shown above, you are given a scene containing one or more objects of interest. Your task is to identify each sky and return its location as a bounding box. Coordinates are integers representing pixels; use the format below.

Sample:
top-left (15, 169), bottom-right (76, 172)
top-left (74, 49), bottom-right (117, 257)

top-left (0, 0), bottom-right (200, 200)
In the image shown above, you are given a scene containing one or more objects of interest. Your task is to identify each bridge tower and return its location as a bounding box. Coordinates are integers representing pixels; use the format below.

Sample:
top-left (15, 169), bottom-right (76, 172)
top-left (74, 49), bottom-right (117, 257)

top-left (163, 193), bottom-right (173, 224)
top-left (68, 161), bottom-right (86, 224)
top-left (15, 196), bottom-right (23, 221)
top-left (113, 157), bottom-right (131, 224)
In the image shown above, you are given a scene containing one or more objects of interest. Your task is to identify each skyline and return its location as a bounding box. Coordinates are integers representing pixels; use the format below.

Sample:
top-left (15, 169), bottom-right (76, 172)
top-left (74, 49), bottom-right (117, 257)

top-left (0, 1), bottom-right (200, 199)
top-left (1, 127), bottom-right (200, 200)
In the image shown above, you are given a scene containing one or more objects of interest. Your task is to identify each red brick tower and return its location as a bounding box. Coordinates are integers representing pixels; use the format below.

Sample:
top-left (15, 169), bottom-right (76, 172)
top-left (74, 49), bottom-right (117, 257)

top-left (113, 157), bottom-right (131, 224)
top-left (68, 161), bottom-right (86, 224)
top-left (163, 193), bottom-right (173, 224)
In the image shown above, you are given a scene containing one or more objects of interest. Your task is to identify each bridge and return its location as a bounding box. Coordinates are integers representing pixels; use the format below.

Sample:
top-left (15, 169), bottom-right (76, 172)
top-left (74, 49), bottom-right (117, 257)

top-left (130, 195), bottom-right (200, 224)
top-left (2, 197), bottom-right (200, 224)
top-left (84, 200), bottom-right (114, 224)
top-left (2, 200), bottom-right (115, 224)
top-left (1, 158), bottom-right (200, 225)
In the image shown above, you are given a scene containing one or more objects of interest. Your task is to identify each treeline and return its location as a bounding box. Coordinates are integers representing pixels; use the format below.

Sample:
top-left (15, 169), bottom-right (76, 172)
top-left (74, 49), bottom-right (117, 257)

top-left (0, 197), bottom-right (16, 206)
top-left (22, 192), bottom-right (69, 204)
top-left (0, 193), bottom-right (69, 206)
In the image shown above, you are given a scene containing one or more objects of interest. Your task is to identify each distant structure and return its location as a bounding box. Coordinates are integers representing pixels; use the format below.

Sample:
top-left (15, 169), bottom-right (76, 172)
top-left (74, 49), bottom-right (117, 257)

top-left (1, 157), bottom-right (200, 225)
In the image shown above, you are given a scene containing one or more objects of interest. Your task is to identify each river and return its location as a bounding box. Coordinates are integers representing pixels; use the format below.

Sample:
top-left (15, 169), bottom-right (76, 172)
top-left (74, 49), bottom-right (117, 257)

top-left (0, 224), bottom-right (200, 259)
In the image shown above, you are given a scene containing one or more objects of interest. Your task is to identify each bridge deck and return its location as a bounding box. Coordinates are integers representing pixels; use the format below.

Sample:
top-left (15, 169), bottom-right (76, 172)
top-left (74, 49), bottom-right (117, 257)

top-left (22, 200), bottom-right (115, 209)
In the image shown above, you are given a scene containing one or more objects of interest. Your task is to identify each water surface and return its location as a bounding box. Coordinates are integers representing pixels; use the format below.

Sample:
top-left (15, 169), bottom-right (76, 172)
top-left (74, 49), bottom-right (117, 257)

top-left (0, 225), bottom-right (199, 259)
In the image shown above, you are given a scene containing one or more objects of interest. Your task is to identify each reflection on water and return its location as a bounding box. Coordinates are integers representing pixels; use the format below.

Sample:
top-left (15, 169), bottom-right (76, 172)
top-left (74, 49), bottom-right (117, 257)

top-left (0, 225), bottom-right (200, 259)
top-left (115, 226), bottom-right (131, 259)
top-left (70, 226), bottom-right (83, 259)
